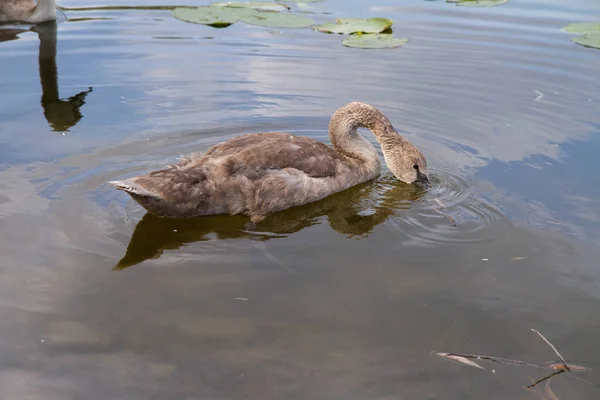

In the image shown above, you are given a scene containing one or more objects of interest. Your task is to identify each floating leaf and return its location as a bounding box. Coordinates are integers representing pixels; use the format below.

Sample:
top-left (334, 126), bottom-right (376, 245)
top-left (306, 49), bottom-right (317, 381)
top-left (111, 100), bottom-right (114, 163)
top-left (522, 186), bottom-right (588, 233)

top-left (212, 2), bottom-right (289, 11)
top-left (342, 33), bottom-right (407, 49)
top-left (314, 17), bottom-right (392, 35)
top-left (448, 0), bottom-right (509, 6)
top-left (546, 362), bottom-right (590, 372)
top-left (572, 34), bottom-right (600, 49)
top-left (563, 22), bottom-right (600, 35)
top-left (437, 353), bottom-right (486, 370)
top-left (240, 11), bottom-right (314, 28)
top-left (173, 4), bottom-right (312, 29)
top-left (172, 6), bottom-right (253, 27)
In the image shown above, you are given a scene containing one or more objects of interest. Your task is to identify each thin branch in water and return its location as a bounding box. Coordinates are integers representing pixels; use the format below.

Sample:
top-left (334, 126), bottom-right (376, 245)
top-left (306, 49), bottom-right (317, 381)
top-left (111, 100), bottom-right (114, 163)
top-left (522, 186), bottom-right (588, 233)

top-left (556, 371), bottom-right (600, 388)
top-left (527, 369), bottom-right (565, 389)
top-left (431, 198), bottom-right (457, 226)
top-left (526, 378), bottom-right (561, 400)
top-left (431, 206), bottom-right (457, 226)
top-left (435, 352), bottom-right (600, 388)
top-left (531, 329), bottom-right (570, 371)
top-left (438, 352), bottom-right (545, 369)
top-left (436, 353), bottom-right (485, 370)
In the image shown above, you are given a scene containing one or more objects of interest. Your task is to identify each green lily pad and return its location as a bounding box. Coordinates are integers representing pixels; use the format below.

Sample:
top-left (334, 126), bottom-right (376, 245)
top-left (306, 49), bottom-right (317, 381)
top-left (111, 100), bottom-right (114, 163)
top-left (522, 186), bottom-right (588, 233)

top-left (212, 2), bottom-right (289, 11)
top-left (448, 0), bottom-right (509, 6)
top-left (172, 6), bottom-right (253, 27)
top-left (173, 4), bottom-right (313, 29)
top-left (342, 33), bottom-right (408, 49)
top-left (240, 11), bottom-right (314, 28)
top-left (563, 22), bottom-right (600, 35)
top-left (572, 34), bottom-right (600, 49)
top-left (314, 17), bottom-right (392, 35)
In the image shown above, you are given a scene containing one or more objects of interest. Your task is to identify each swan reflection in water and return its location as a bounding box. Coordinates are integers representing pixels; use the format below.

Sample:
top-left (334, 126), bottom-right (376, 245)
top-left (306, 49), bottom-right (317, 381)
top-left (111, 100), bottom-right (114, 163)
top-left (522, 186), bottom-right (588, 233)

top-left (0, 21), bottom-right (92, 132)
top-left (115, 176), bottom-right (426, 269)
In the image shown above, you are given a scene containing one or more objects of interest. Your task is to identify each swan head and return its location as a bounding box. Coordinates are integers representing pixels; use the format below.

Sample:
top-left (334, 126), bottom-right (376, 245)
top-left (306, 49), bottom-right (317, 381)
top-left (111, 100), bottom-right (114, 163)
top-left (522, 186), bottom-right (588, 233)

top-left (411, 162), bottom-right (430, 188)
top-left (382, 138), bottom-right (430, 188)
top-left (398, 159), bottom-right (430, 188)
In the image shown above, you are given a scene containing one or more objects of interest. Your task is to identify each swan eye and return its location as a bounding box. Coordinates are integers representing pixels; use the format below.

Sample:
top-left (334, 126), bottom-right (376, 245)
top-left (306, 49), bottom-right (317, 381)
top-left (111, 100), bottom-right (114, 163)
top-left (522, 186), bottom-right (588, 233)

top-left (413, 165), bottom-right (419, 170)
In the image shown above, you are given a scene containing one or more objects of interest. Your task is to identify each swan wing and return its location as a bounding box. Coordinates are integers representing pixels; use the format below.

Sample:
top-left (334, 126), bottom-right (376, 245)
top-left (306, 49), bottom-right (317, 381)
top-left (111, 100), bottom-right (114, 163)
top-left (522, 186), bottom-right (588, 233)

top-left (196, 132), bottom-right (346, 179)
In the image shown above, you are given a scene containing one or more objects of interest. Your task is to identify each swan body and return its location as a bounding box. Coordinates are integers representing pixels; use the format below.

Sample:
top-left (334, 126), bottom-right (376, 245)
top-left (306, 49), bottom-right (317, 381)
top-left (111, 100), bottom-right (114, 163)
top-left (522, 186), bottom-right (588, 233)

top-left (0, 0), bottom-right (56, 23)
top-left (110, 102), bottom-right (429, 222)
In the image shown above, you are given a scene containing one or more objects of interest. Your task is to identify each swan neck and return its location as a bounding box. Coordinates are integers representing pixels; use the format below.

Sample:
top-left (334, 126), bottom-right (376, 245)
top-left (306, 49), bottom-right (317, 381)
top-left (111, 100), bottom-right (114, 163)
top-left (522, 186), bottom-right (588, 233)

top-left (38, 22), bottom-right (58, 103)
top-left (30, 0), bottom-right (56, 23)
top-left (329, 102), bottom-right (400, 173)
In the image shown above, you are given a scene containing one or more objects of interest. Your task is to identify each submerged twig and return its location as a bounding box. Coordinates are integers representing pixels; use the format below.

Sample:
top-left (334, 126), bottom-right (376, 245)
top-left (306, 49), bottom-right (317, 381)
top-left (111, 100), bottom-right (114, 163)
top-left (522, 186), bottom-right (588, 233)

top-left (437, 353), bottom-right (485, 370)
top-left (437, 352), bottom-right (546, 370)
top-left (531, 329), bottom-right (570, 371)
top-left (527, 370), bottom-right (565, 389)
top-left (527, 378), bottom-right (561, 400)
top-left (556, 371), bottom-right (600, 388)
top-left (436, 327), bottom-right (600, 389)
top-left (431, 207), bottom-right (458, 226)
top-left (434, 198), bottom-right (447, 209)
top-left (430, 198), bottom-right (457, 226)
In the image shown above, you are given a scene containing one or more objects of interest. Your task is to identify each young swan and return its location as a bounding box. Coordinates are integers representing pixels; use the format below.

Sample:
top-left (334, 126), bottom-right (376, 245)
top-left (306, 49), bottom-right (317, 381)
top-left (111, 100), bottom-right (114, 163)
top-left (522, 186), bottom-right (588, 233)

top-left (110, 102), bottom-right (429, 223)
top-left (0, 0), bottom-right (56, 23)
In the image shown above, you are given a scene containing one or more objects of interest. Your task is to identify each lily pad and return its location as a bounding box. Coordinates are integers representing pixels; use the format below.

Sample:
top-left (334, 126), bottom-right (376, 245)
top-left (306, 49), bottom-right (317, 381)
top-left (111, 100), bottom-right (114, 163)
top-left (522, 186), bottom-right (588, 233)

top-left (563, 22), bottom-right (600, 35)
top-left (240, 11), bottom-right (314, 28)
top-left (572, 34), bottom-right (600, 49)
top-left (342, 33), bottom-right (408, 49)
top-left (448, 0), bottom-right (509, 6)
top-left (172, 6), bottom-right (253, 27)
top-left (212, 2), bottom-right (289, 11)
top-left (173, 4), bottom-right (312, 29)
top-left (314, 17), bottom-right (392, 35)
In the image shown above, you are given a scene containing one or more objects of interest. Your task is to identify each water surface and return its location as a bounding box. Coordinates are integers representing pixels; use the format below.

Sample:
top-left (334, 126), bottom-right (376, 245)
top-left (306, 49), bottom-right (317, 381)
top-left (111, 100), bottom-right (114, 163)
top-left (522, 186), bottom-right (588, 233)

top-left (1, 0), bottom-right (600, 398)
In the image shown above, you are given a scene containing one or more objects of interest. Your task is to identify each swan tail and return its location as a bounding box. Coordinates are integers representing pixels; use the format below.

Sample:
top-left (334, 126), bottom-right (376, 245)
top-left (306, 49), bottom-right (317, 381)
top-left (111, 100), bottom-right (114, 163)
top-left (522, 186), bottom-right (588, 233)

top-left (108, 179), bottom-right (160, 198)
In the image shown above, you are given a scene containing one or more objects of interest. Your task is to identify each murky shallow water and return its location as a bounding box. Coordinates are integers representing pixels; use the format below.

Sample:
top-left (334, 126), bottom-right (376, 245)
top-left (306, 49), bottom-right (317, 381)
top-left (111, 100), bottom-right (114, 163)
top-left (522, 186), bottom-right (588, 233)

top-left (1, 0), bottom-right (600, 398)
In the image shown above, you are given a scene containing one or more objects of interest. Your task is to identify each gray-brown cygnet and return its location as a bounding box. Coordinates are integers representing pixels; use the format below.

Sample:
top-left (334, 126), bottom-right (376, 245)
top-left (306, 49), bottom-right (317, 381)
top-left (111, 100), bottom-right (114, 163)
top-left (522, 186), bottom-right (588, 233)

top-left (110, 102), bottom-right (429, 222)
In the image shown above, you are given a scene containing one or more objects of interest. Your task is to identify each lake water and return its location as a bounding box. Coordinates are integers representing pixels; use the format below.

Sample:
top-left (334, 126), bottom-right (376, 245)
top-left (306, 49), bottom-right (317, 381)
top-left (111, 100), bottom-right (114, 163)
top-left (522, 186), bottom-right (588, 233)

top-left (1, 0), bottom-right (600, 398)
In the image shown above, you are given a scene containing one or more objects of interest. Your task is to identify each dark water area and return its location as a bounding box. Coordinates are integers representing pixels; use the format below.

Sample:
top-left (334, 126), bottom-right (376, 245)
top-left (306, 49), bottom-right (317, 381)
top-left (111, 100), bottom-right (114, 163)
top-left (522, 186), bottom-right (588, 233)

top-left (1, 0), bottom-right (600, 398)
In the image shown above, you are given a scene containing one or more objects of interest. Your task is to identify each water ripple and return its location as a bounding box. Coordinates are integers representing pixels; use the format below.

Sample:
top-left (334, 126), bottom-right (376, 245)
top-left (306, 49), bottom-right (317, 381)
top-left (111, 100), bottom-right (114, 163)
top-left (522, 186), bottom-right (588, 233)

top-left (388, 163), bottom-right (510, 246)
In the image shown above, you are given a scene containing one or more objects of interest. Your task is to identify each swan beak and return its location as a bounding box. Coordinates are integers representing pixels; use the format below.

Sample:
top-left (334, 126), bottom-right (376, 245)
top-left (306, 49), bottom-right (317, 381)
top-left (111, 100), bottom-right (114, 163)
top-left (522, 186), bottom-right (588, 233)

top-left (416, 179), bottom-right (430, 189)
top-left (414, 171), bottom-right (430, 189)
